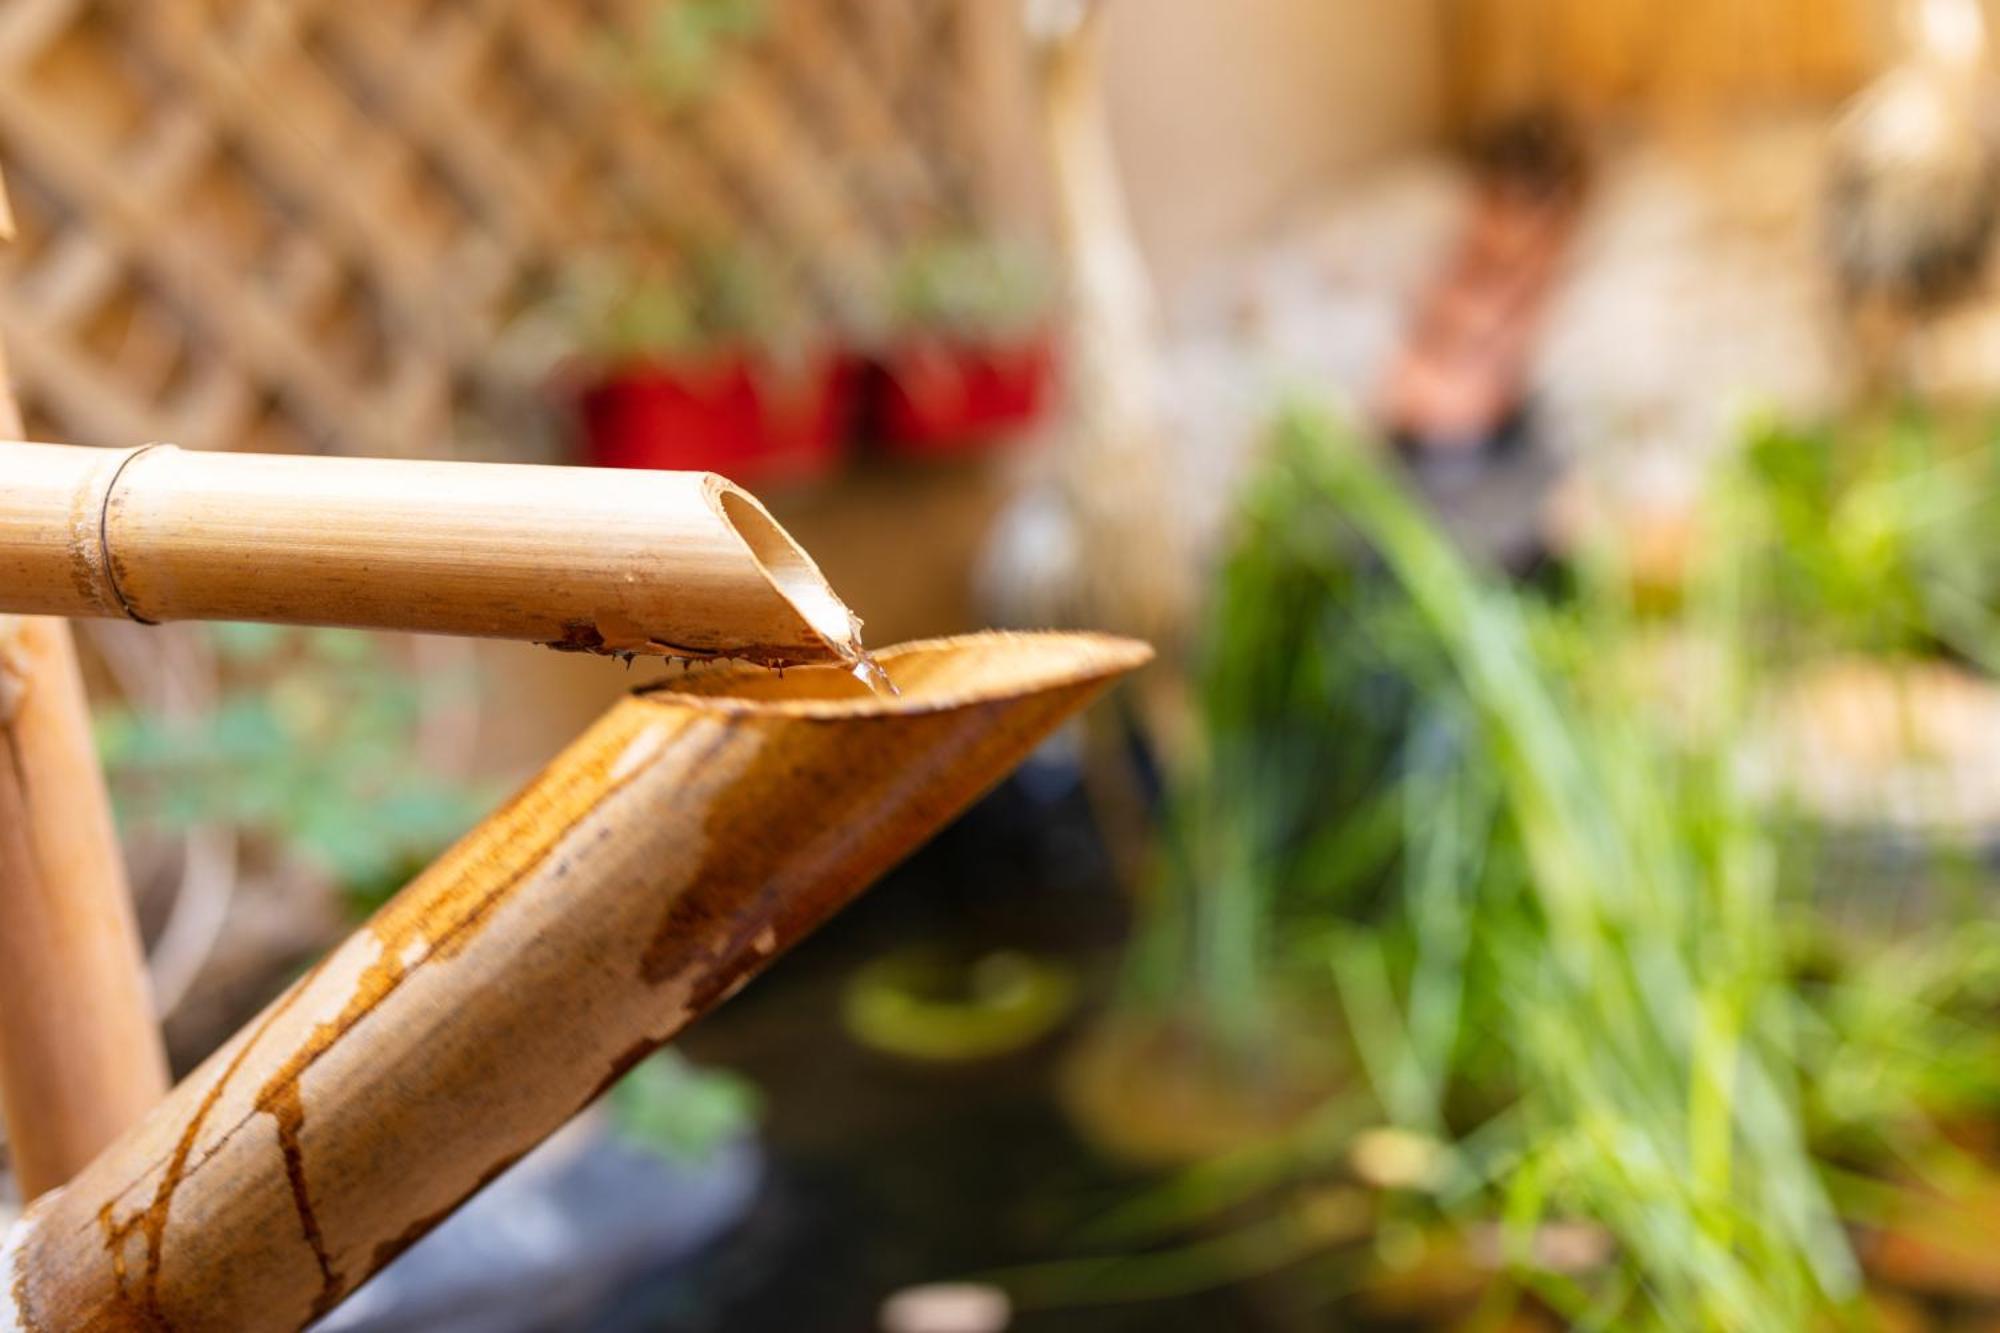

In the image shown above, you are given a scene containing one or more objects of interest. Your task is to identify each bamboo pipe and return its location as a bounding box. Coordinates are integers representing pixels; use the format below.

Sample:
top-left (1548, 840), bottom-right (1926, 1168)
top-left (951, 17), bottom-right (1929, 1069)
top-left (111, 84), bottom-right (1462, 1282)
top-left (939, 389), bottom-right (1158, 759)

top-left (0, 333), bottom-right (170, 1202)
top-left (2, 632), bottom-right (1150, 1332)
top-left (0, 441), bottom-right (861, 665)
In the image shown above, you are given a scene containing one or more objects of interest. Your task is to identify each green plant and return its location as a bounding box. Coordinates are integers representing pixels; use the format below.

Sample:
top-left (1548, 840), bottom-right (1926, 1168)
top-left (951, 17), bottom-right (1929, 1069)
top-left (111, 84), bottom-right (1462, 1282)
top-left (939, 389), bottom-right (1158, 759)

top-left (96, 624), bottom-right (490, 910)
top-left (1045, 405), bottom-right (2000, 1328)
top-left (885, 234), bottom-right (1053, 343)
top-left (615, 0), bottom-right (768, 108)
top-left (1308, 412), bottom-right (1851, 1329)
top-left (564, 240), bottom-right (819, 369)
top-left (608, 1051), bottom-right (761, 1163)
top-left (1732, 408), bottom-right (2000, 669)
top-left (1126, 435), bottom-right (1433, 1049)
top-left (565, 1), bottom-right (841, 370)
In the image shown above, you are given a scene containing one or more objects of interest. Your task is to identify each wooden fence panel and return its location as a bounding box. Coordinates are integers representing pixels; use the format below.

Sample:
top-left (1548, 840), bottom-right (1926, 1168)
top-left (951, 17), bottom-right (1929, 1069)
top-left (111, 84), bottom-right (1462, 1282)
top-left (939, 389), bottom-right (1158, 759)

top-left (0, 0), bottom-right (998, 458)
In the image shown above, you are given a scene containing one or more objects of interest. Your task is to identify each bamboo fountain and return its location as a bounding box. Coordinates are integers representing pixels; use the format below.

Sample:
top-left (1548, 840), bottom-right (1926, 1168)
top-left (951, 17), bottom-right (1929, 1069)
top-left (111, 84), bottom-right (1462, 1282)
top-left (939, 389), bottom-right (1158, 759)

top-left (0, 435), bottom-right (1147, 1330)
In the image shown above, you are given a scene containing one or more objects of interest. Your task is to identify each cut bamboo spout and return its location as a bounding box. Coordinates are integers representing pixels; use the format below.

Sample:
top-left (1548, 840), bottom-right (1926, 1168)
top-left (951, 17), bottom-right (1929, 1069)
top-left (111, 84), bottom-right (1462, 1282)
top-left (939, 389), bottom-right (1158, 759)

top-left (0, 441), bottom-right (859, 664)
top-left (2, 632), bottom-right (1150, 1333)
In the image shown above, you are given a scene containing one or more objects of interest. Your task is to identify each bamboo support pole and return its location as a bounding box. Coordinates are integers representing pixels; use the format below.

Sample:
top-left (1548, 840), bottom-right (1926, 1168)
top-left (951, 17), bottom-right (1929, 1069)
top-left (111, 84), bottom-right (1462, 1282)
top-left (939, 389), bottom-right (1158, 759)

top-left (0, 441), bottom-right (861, 665)
top-left (0, 308), bottom-right (170, 1200)
top-left (2, 632), bottom-right (1149, 1332)
top-left (0, 617), bottom-right (171, 1202)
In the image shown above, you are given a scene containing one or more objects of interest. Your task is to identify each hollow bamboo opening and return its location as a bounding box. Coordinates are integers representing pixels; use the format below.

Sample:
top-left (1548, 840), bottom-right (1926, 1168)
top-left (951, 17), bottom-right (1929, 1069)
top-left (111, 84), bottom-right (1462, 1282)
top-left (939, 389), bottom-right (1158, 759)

top-left (654, 631), bottom-right (1143, 712)
top-left (711, 487), bottom-right (860, 655)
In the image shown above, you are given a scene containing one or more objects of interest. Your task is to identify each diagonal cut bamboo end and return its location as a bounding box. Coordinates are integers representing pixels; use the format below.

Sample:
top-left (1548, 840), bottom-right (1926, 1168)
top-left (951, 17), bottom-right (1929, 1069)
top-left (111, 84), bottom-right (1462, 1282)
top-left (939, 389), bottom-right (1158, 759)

top-left (4, 631), bottom-right (1149, 1333)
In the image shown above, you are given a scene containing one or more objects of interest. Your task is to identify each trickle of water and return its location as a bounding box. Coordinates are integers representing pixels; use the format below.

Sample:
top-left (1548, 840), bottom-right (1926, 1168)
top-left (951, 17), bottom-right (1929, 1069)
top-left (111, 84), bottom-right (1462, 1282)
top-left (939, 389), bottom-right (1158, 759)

top-left (847, 650), bottom-right (901, 699)
top-left (835, 612), bottom-right (900, 698)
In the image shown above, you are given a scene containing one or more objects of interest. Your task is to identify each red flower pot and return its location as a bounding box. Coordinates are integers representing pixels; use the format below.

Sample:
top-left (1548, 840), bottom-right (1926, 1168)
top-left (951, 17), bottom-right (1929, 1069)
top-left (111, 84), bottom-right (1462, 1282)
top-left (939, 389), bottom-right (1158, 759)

top-left (575, 352), bottom-right (859, 487)
top-left (874, 335), bottom-right (1054, 457)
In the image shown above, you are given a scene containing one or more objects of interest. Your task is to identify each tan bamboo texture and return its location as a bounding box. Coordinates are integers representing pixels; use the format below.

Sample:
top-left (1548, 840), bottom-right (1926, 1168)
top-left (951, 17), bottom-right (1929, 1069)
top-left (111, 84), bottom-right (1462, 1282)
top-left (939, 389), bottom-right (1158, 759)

top-left (0, 616), bottom-right (171, 1203)
top-left (2, 632), bottom-right (1150, 1333)
top-left (0, 442), bottom-right (860, 664)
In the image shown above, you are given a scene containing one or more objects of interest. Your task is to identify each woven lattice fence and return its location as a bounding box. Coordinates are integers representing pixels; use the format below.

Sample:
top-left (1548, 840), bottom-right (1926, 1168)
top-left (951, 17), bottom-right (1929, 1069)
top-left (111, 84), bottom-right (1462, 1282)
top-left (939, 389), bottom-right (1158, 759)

top-left (0, 0), bottom-right (1000, 458)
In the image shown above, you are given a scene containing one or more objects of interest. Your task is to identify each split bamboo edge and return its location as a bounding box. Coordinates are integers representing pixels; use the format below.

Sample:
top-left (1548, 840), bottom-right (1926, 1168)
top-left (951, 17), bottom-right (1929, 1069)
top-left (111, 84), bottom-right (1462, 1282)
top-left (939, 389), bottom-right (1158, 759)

top-left (2, 631), bottom-right (1150, 1333)
top-left (0, 441), bottom-right (861, 665)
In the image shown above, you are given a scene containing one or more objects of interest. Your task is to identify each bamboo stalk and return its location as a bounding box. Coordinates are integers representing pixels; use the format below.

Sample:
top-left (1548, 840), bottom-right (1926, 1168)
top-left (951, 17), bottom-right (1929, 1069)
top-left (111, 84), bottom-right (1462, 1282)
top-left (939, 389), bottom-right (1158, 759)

top-left (0, 441), bottom-right (861, 665)
top-left (0, 616), bottom-right (171, 1202)
top-left (2, 632), bottom-right (1150, 1333)
top-left (0, 323), bottom-right (169, 1202)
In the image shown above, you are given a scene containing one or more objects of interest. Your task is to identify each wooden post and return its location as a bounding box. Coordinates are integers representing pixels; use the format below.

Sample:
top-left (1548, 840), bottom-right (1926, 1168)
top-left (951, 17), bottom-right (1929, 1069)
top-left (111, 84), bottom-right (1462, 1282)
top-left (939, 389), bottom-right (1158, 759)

top-left (3, 632), bottom-right (1149, 1332)
top-left (0, 199), bottom-right (170, 1207)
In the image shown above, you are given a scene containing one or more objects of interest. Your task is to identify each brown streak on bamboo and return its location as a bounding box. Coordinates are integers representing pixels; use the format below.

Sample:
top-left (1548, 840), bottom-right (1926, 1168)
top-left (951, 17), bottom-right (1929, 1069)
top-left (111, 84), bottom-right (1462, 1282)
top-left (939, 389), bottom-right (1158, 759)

top-left (4, 632), bottom-right (1149, 1332)
top-left (92, 955), bottom-right (323, 1326)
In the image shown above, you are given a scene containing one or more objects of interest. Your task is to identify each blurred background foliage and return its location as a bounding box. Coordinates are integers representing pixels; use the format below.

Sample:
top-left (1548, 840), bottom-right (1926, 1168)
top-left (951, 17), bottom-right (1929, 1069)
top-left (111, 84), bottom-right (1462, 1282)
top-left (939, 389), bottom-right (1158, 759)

top-left (94, 624), bottom-right (491, 911)
top-left (1045, 402), bottom-right (2000, 1328)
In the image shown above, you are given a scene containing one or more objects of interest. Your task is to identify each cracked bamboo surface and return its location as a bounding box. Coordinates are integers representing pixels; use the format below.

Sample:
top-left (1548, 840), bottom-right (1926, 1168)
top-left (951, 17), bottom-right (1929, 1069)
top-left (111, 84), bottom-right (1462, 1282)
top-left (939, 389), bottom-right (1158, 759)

top-left (0, 441), bottom-right (859, 664)
top-left (3, 632), bottom-right (1149, 1333)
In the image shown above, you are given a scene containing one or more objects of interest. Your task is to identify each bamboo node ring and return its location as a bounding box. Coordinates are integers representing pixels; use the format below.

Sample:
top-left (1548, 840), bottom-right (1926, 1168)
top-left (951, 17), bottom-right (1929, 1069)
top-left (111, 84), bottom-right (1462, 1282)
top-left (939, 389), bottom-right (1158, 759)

top-left (95, 443), bottom-right (169, 626)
